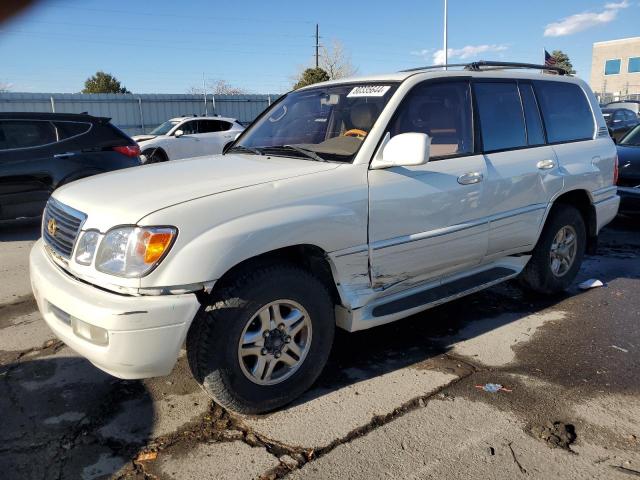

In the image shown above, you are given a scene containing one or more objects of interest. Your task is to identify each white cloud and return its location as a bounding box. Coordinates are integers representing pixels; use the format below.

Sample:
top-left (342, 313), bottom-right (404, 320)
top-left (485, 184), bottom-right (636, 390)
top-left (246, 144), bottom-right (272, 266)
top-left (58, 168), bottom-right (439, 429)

top-left (418, 44), bottom-right (508, 65)
top-left (544, 0), bottom-right (630, 37)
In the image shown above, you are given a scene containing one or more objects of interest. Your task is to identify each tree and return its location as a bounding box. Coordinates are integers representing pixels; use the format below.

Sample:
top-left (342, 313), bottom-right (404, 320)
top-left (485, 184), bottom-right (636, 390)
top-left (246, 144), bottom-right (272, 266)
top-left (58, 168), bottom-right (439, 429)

top-left (82, 71), bottom-right (130, 94)
top-left (293, 67), bottom-right (330, 90)
top-left (187, 79), bottom-right (247, 96)
top-left (0, 81), bottom-right (11, 92)
top-left (550, 50), bottom-right (576, 75)
top-left (320, 40), bottom-right (357, 80)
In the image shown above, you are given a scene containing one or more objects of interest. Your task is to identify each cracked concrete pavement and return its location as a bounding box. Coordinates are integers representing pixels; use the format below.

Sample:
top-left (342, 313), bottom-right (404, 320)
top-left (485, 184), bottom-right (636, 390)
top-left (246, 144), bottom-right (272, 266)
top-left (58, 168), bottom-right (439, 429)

top-left (0, 216), bottom-right (639, 479)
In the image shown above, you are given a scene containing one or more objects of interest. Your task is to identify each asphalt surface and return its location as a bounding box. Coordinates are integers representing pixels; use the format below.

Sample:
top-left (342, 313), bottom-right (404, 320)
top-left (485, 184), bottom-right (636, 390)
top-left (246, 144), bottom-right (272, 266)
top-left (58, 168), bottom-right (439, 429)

top-left (0, 216), bottom-right (638, 479)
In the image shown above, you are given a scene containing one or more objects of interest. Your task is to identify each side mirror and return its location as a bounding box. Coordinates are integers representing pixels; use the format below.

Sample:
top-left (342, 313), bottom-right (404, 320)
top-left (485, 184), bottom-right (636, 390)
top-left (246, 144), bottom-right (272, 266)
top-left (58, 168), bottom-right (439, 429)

top-left (174, 129), bottom-right (184, 138)
top-left (370, 132), bottom-right (431, 169)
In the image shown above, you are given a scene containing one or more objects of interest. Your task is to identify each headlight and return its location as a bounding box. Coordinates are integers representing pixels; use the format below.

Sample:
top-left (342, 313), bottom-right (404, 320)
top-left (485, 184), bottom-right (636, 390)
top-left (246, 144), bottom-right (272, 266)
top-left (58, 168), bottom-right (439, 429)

top-left (75, 230), bottom-right (100, 265)
top-left (95, 226), bottom-right (177, 278)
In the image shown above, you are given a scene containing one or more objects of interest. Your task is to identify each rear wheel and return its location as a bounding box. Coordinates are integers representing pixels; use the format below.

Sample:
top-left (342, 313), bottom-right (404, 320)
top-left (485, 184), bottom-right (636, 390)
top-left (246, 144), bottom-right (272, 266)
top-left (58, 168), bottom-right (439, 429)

top-left (142, 148), bottom-right (167, 164)
top-left (187, 263), bottom-right (335, 414)
top-left (519, 204), bottom-right (586, 294)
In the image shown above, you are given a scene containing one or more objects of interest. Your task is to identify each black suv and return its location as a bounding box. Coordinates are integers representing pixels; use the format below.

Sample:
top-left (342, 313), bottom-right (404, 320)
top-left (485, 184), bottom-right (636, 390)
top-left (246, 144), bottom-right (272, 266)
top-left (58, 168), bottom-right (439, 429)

top-left (0, 113), bottom-right (141, 221)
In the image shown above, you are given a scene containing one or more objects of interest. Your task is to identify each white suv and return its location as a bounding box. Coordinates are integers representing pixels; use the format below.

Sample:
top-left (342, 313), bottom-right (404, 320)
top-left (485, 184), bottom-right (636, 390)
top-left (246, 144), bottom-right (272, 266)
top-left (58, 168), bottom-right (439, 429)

top-left (30, 62), bottom-right (619, 413)
top-left (133, 116), bottom-right (244, 163)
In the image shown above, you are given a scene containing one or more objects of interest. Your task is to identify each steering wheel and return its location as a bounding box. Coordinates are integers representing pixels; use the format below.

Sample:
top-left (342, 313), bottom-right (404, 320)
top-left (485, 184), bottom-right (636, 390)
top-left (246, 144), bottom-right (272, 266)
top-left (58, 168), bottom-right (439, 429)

top-left (343, 129), bottom-right (368, 139)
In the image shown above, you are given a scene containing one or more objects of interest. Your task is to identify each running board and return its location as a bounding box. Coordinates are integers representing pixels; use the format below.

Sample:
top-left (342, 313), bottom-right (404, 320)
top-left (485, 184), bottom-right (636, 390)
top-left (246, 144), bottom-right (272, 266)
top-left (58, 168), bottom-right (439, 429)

top-left (335, 258), bottom-right (529, 332)
top-left (372, 267), bottom-right (515, 317)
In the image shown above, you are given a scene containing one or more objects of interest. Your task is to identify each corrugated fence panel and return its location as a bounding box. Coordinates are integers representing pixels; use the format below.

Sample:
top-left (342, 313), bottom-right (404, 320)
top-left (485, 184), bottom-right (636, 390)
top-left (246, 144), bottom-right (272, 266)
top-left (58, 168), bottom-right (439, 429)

top-left (0, 92), bottom-right (277, 136)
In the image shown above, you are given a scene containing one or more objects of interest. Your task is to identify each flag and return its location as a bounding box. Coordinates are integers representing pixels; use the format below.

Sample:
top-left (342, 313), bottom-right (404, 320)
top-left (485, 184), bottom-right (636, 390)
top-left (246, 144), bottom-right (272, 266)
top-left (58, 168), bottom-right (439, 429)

top-left (544, 50), bottom-right (557, 67)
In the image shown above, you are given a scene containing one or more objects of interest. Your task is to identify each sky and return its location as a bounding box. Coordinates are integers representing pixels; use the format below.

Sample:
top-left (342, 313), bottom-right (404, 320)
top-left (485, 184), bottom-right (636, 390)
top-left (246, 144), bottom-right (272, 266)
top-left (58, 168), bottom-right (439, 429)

top-left (0, 0), bottom-right (639, 94)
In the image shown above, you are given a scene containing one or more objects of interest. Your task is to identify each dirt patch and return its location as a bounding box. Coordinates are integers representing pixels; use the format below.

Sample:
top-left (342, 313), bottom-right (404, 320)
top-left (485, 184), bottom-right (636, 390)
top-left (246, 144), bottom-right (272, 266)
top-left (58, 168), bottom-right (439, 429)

top-left (0, 294), bottom-right (37, 328)
top-left (529, 421), bottom-right (577, 451)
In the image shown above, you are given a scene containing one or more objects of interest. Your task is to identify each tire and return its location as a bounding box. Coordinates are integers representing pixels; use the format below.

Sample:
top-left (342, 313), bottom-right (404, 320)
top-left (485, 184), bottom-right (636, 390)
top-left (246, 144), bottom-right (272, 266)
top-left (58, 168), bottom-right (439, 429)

top-left (142, 148), bottom-right (167, 164)
top-left (187, 263), bottom-right (335, 414)
top-left (519, 204), bottom-right (586, 294)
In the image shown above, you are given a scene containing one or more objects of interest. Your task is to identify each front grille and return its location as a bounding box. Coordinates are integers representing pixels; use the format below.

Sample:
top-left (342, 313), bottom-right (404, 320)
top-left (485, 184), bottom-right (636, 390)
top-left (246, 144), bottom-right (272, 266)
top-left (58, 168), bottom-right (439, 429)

top-left (42, 198), bottom-right (86, 259)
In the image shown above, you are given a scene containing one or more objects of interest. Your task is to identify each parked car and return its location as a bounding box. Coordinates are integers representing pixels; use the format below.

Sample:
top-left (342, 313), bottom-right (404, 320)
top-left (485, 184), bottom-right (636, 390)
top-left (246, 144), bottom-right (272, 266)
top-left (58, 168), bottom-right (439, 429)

top-left (133, 116), bottom-right (244, 163)
top-left (601, 108), bottom-right (640, 141)
top-left (616, 124), bottom-right (640, 214)
top-left (30, 62), bottom-right (619, 414)
top-left (606, 100), bottom-right (640, 117)
top-left (0, 112), bottom-right (140, 221)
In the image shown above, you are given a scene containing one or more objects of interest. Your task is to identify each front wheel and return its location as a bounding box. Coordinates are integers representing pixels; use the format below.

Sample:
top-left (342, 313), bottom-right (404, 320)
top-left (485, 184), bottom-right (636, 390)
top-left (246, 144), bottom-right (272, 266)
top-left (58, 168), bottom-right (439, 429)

top-left (519, 204), bottom-right (586, 294)
top-left (187, 264), bottom-right (335, 414)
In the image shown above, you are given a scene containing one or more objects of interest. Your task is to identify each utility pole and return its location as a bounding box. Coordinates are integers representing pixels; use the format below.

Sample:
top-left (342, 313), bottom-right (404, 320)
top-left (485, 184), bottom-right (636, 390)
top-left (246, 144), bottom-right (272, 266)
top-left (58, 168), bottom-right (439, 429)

top-left (443, 0), bottom-right (448, 70)
top-left (315, 24), bottom-right (320, 68)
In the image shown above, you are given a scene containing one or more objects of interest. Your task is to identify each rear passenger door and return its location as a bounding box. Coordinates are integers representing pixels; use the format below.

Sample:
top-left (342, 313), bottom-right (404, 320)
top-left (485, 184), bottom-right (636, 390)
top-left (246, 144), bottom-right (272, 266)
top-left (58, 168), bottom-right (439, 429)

top-left (196, 120), bottom-right (234, 155)
top-left (474, 80), bottom-right (563, 258)
top-left (0, 119), bottom-right (59, 220)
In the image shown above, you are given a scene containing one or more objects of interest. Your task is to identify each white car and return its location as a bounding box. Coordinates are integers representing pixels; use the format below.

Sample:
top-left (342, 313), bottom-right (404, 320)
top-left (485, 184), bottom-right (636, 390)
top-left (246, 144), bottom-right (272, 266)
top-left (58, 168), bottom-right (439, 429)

top-left (133, 116), bottom-right (244, 163)
top-left (30, 62), bottom-right (619, 414)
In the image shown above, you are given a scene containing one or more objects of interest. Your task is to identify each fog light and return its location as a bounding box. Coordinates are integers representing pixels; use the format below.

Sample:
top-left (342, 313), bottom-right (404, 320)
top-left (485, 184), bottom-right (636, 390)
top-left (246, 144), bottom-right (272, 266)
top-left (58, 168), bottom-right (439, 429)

top-left (71, 317), bottom-right (109, 346)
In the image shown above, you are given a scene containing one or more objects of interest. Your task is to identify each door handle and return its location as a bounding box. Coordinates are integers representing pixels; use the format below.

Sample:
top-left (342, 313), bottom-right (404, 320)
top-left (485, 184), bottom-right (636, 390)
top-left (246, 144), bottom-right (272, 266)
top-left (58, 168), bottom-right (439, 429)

top-left (536, 159), bottom-right (555, 170)
top-left (53, 152), bottom-right (75, 159)
top-left (457, 172), bottom-right (483, 185)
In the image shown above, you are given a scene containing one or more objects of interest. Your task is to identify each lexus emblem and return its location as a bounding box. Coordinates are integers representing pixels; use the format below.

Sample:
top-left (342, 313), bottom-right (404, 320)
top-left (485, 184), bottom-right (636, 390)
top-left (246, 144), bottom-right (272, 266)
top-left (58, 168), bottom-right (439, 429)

top-left (47, 218), bottom-right (57, 237)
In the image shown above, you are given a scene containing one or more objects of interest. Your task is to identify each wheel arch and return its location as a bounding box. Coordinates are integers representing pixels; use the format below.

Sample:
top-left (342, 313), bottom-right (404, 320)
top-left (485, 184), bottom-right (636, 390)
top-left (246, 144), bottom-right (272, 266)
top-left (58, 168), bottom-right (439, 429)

top-left (544, 189), bottom-right (598, 254)
top-left (141, 146), bottom-right (168, 162)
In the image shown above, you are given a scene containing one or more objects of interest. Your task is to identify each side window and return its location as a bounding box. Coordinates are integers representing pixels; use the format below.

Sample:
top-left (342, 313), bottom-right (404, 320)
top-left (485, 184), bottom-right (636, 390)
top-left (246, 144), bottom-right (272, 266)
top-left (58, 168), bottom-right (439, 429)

top-left (519, 84), bottom-right (546, 146)
top-left (625, 110), bottom-right (637, 121)
top-left (475, 82), bottom-right (526, 152)
top-left (0, 120), bottom-right (57, 151)
top-left (54, 121), bottom-right (91, 140)
top-left (534, 81), bottom-right (594, 143)
top-left (198, 120), bottom-right (232, 133)
top-left (179, 121), bottom-right (199, 135)
top-left (218, 121), bottom-right (232, 132)
top-left (390, 81), bottom-right (473, 158)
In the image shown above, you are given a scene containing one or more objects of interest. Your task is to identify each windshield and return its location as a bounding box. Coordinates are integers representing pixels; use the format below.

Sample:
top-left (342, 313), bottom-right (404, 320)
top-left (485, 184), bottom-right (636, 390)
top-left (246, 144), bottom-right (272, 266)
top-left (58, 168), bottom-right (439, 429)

top-left (149, 120), bottom-right (180, 135)
top-left (620, 124), bottom-right (640, 146)
top-left (232, 83), bottom-right (399, 162)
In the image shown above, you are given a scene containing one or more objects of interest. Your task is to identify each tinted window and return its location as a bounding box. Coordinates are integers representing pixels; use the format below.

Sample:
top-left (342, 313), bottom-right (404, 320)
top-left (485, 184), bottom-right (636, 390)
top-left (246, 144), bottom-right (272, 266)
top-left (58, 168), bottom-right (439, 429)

top-left (198, 120), bottom-right (232, 133)
top-left (519, 84), bottom-right (545, 146)
top-left (475, 82), bottom-right (526, 151)
top-left (54, 121), bottom-right (91, 140)
top-left (605, 59), bottom-right (621, 75)
top-left (625, 110), bottom-right (636, 121)
top-left (628, 57), bottom-right (640, 73)
top-left (390, 81), bottom-right (473, 157)
top-left (613, 110), bottom-right (625, 121)
top-left (534, 82), bottom-right (594, 143)
top-left (179, 121), bottom-right (199, 135)
top-left (0, 120), bottom-right (57, 151)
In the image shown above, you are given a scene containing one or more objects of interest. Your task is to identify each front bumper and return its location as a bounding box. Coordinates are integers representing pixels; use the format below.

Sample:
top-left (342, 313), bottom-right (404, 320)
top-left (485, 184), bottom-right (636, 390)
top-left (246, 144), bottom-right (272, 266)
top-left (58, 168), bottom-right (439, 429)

top-left (29, 239), bottom-right (201, 379)
top-left (618, 186), bottom-right (640, 214)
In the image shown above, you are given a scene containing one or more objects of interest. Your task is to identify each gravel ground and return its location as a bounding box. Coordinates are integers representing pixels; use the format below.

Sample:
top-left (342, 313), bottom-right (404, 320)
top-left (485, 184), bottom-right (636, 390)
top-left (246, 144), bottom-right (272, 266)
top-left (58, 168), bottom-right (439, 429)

top-left (0, 216), bottom-right (638, 480)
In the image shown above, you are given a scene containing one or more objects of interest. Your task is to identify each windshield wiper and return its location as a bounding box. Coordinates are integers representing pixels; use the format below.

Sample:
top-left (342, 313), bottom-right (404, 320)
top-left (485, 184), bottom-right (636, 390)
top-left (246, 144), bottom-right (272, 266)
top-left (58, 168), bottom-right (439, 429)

top-left (227, 145), bottom-right (263, 155)
top-left (272, 145), bottom-right (327, 162)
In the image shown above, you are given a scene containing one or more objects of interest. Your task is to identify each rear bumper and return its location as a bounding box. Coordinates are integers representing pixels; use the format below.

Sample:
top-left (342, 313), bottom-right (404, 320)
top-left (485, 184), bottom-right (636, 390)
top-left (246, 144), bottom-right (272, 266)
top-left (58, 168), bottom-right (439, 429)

top-left (594, 194), bottom-right (620, 232)
top-left (618, 187), bottom-right (640, 214)
top-left (29, 239), bottom-right (200, 379)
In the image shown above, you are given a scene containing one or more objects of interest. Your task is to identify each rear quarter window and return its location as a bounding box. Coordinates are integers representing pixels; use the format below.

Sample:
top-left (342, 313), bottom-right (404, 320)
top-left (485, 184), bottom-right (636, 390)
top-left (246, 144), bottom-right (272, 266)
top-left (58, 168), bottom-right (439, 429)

top-left (534, 81), bottom-right (594, 143)
top-left (54, 121), bottom-right (91, 140)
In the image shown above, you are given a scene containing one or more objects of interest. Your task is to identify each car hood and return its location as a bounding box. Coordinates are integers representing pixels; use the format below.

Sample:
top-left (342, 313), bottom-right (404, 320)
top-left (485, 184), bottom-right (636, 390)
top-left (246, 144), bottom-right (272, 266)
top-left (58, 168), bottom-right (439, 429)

top-left (132, 134), bottom-right (158, 142)
top-left (53, 153), bottom-right (340, 231)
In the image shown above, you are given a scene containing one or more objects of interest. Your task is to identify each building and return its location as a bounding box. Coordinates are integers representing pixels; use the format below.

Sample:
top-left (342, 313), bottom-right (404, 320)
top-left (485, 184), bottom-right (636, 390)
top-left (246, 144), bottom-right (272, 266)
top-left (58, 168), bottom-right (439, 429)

top-left (590, 37), bottom-right (640, 102)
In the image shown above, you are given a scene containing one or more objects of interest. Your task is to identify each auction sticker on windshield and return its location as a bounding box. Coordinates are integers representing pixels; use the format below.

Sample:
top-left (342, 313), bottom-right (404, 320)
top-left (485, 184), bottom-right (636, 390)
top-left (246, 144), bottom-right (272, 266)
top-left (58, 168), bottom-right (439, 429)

top-left (347, 85), bottom-right (391, 97)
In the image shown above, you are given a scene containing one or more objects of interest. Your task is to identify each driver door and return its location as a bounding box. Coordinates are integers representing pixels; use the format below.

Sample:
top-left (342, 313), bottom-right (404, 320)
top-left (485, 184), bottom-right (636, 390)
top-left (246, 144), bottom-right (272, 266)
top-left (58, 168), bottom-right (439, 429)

top-left (368, 80), bottom-right (489, 293)
top-left (170, 120), bottom-right (201, 159)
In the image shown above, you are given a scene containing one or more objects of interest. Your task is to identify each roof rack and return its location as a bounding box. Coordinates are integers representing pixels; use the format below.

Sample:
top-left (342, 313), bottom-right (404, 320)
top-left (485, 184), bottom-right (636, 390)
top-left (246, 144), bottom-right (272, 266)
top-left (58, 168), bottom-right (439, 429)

top-left (401, 60), bottom-right (568, 76)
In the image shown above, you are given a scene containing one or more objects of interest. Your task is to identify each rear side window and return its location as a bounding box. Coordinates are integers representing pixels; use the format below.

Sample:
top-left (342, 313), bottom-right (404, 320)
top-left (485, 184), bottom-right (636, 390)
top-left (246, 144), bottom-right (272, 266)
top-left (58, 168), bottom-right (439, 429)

top-left (54, 121), bottom-right (91, 140)
top-left (519, 84), bottom-right (546, 146)
top-left (390, 81), bottom-right (473, 158)
top-left (534, 81), bottom-right (594, 143)
top-left (475, 82), bottom-right (526, 152)
top-left (198, 120), bottom-right (232, 133)
top-left (0, 120), bottom-right (57, 151)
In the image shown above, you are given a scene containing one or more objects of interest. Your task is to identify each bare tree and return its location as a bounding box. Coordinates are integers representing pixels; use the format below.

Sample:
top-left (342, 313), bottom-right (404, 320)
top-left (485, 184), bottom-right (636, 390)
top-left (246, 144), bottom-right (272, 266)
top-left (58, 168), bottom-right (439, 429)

top-left (0, 81), bottom-right (12, 92)
top-left (187, 79), bottom-right (247, 95)
top-left (320, 40), bottom-right (357, 80)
